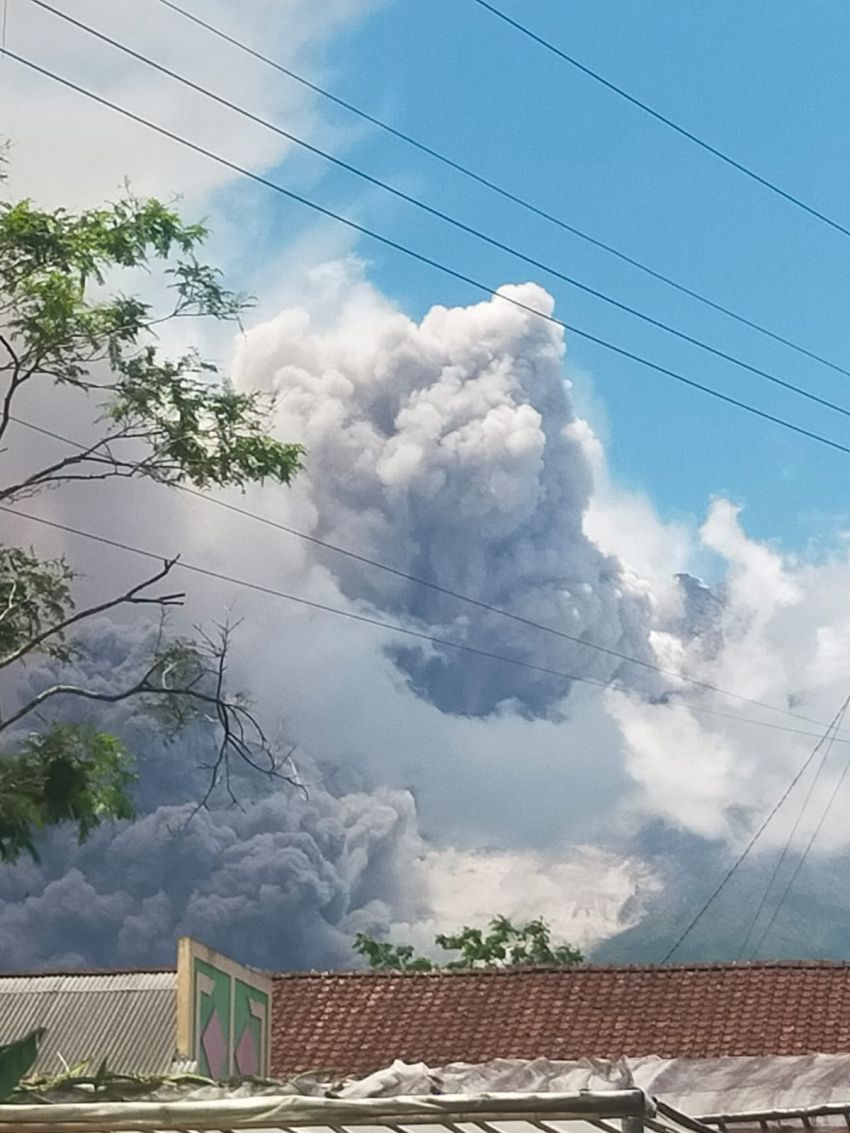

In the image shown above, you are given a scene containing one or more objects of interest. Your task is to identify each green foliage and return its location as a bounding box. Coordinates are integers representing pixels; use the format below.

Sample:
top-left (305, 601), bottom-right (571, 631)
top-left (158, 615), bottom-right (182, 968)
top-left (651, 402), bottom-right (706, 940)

top-left (353, 934), bottom-right (436, 971)
top-left (0, 725), bottom-right (135, 863)
top-left (0, 1029), bottom-right (45, 1102)
top-left (437, 915), bottom-right (584, 968)
top-left (0, 191), bottom-right (303, 492)
top-left (108, 347), bottom-right (301, 489)
top-left (0, 187), bottom-right (304, 861)
top-left (0, 545), bottom-right (75, 664)
top-left (354, 916), bottom-right (584, 971)
top-left (1, 196), bottom-right (206, 364)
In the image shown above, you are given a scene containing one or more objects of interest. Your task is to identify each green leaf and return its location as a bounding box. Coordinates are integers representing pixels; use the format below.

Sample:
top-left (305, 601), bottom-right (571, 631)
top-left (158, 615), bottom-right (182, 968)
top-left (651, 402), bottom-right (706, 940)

top-left (0, 1028), bottom-right (45, 1101)
top-left (0, 725), bottom-right (136, 863)
top-left (93, 1057), bottom-right (109, 1089)
top-left (356, 915), bottom-right (584, 971)
top-left (0, 545), bottom-right (74, 664)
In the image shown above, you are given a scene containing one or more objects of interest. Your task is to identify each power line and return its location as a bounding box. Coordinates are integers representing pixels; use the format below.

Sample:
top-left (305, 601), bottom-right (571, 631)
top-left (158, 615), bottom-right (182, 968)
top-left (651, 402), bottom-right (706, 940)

top-left (9, 49), bottom-right (850, 740)
top-left (659, 694), bottom-right (850, 964)
top-left (10, 6), bottom-right (850, 915)
top-left (9, 51), bottom-right (850, 466)
top-left (471, 0), bottom-right (850, 243)
top-left (0, 501), bottom-right (622, 694)
top-left (735, 698), bottom-right (846, 959)
top-left (685, 704), bottom-right (850, 747)
top-left (8, 491), bottom-right (850, 755)
top-left (15, 412), bottom-right (850, 742)
top-left (750, 697), bottom-right (850, 957)
top-left (152, 0), bottom-right (850, 386)
top-left (29, 0), bottom-right (850, 425)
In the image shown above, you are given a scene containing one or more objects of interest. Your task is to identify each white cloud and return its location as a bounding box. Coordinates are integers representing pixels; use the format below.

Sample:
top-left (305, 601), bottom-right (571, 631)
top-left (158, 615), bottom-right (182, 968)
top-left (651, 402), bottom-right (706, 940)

top-left (1, 0), bottom-right (378, 210)
top-left (391, 844), bottom-right (661, 957)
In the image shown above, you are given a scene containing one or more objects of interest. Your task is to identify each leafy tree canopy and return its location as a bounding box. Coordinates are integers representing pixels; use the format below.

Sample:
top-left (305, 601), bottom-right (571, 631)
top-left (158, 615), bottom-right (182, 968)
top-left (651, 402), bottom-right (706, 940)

top-left (1, 182), bottom-right (304, 862)
top-left (354, 915), bottom-right (585, 971)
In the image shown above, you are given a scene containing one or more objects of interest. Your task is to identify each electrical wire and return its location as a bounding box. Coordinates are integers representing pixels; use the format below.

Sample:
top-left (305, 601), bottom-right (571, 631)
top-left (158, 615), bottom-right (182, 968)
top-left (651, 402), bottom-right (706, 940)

top-left (13, 416), bottom-right (850, 856)
top-left (659, 693), bottom-right (850, 964)
top-left (10, 33), bottom-right (850, 741)
top-left (8, 46), bottom-right (850, 738)
top-left (750, 697), bottom-right (850, 957)
top-left (0, 501), bottom-right (624, 694)
top-left (9, 9), bottom-right (850, 944)
top-left (735, 698), bottom-right (847, 959)
top-left (471, 0), bottom-right (850, 242)
top-left (684, 704), bottom-right (850, 747)
top-left (14, 411), bottom-right (850, 742)
top-left (8, 50), bottom-right (850, 465)
top-left (152, 0), bottom-right (850, 385)
top-left (28, 0), bottom-right (850, 425)
top-left (9, 492), bottom-right (850, 757)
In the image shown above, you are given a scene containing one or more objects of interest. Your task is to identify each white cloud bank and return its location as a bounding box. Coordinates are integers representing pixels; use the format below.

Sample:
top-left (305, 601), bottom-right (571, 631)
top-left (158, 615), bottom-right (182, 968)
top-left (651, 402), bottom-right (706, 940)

top-left (1, 0), bottom-right (376, 210)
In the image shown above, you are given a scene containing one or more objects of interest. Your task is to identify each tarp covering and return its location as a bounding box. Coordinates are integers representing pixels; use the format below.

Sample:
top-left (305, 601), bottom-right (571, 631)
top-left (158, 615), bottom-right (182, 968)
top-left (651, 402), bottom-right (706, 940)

top-left (6, 1055), bottom-right (850, 1131)
top-left (335, 1055), bottom-right (850, 1115)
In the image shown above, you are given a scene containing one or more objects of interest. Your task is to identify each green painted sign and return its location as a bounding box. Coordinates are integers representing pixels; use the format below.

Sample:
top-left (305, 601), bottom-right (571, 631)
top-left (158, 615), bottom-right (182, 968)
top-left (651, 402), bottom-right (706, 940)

top-left (179, 938), bottom-right (272, 1080)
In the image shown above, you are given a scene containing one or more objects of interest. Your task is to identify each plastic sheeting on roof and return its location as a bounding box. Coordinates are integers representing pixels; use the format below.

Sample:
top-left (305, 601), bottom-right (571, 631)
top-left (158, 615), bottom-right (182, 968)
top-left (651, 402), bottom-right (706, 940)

top-left (333, 1055), bottom-right (850, 1117)
top-left (9, 1054), bottom-right (850, 1114)
top-left (4, 1057), bottom-right (850, 1131)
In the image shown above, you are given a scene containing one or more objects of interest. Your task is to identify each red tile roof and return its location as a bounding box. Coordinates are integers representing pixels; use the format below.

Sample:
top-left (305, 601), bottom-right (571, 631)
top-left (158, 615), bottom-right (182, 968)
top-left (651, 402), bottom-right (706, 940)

top-left (271, 963), bottom-right (850, 1077)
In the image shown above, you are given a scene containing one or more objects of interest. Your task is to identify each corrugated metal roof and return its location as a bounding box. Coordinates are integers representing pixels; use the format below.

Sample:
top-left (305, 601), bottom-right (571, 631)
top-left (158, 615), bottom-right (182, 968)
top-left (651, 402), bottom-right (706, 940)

top-left (0, 972), bottom-right (177, 1075)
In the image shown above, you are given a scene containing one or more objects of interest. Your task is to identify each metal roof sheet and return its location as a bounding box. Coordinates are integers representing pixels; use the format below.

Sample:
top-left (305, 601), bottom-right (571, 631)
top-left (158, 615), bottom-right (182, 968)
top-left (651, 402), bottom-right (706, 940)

top-left (0, 971), bottom-right (177, 1075)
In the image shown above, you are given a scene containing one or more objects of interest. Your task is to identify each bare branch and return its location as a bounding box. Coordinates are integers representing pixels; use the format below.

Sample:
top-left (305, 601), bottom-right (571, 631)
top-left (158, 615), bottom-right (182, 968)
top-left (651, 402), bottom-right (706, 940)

top-left (0, 579), bottom-right (19, 626)
top-left (0, 558), bottom-right (184, 671)
top-left (0, 334), bottom-right (20, 371)
top-left (0, 334), bottom-right (26, 444)
top-left (170, 621), bottom-right (305, 821)
top-left (1, 679), bottom-right (156, 734)
top-left (1, 618), bottom-right (302, 802)
top-left (0, 424), bottom-right (163, 502)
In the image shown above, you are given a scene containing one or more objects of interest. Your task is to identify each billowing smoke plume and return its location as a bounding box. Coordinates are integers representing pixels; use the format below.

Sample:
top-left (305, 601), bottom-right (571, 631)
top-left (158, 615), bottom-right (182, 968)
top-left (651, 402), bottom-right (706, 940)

top-left (0, 623), bottom-right (427, 971)
top-left (10, 269), bottom-right (850, 970)
top-left (235, 275), bottom-right (660, 716)
top-left (0, 626), bottom-right (652, 971)
top-left (227, 270), bottom-right (850, 962)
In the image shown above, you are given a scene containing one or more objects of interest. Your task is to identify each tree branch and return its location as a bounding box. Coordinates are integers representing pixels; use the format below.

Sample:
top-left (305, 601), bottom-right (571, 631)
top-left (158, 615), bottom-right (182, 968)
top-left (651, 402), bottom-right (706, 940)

top-left (1, 677), bottom-right (157, 733)
top-left (0, 334), bottom-right (26, 444)
top-left (0, 579), bottom-right (19, 626)
top-left (1, 616), bottom-right (304, 804)
top-left (0, 425), bottom-right (160, 502)
top-left (0, 557), bottom-right (184, 671)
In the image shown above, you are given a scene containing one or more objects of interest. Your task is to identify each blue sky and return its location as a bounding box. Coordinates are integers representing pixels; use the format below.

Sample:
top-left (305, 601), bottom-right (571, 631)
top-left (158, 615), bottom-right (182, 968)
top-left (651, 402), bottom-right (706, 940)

top-left (245, 0), bottom-right (850, 552)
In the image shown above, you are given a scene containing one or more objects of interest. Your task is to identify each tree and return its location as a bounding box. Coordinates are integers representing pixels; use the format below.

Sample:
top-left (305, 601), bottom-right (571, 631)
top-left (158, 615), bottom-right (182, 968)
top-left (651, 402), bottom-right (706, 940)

top-left (353, 915), bottom-right (584, 970)
top-left (0, 185), bottom-right (304, 862)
